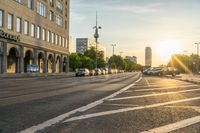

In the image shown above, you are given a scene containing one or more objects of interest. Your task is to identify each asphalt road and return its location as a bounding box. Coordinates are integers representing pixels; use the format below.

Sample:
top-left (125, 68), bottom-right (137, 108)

top-left (0, 72), bottom-right (140, 133)
top-left (1, 73), bottom-right (200, 133)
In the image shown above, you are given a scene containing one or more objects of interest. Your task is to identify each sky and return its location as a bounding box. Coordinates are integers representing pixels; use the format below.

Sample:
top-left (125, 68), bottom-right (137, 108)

top-left (70, 0), bottom-right (200, 66)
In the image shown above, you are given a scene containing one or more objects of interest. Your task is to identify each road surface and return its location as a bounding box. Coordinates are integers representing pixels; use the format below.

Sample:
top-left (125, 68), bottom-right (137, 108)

top-left (1, 73), bottom-right (200, 133)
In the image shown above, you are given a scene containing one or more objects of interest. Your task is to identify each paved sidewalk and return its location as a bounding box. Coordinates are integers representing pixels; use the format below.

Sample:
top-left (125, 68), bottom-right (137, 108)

top-left (175, 74), bottom-right (200, 84)
top-left (0, 72), bottom-right (75, 79)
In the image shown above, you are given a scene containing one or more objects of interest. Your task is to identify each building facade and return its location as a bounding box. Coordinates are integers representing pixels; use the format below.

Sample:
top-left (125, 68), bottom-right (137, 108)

top-left (125, 56), bottom-right (137, 64)
top-left (76, 38), bottom-right (106, 59)
top-left (0, 0), bottom-right (70, 74)
top-left (145, 47), bottom-right (152, 67)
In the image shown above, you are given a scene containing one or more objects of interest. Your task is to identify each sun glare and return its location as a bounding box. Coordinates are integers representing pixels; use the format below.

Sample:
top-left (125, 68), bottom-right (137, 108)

top-left (157, 40), bottom-right (181, 61)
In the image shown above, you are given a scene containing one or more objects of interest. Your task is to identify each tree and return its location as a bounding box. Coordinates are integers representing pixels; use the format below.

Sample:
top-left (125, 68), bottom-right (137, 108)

top-left (81, 56), bottom-right (95, 69)
top-left (69, 53), bottom-right (81, 71)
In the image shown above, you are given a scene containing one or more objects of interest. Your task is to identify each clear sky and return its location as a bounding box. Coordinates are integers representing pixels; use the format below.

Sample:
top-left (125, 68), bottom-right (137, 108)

top-left (70, 0), bottom-right (200, 66)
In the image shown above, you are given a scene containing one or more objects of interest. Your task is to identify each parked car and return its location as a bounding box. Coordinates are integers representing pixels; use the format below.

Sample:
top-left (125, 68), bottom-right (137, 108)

top-left (89, 70), bottom-right (95, 76)
top-left (101, 69), bottom-right (106, 75)
top-left (76, 68), bottom-right (90, 76)
top-left (104, 68), bottom-right (108, 75)
top-left (27, 64), bottom-right (39, 73)
top-left (95, 69), bottom-right (101, 75)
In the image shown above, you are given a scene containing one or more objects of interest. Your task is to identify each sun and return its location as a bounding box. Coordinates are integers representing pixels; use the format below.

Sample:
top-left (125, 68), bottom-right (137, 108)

top-left (157, 39), bottom-right (181, 61)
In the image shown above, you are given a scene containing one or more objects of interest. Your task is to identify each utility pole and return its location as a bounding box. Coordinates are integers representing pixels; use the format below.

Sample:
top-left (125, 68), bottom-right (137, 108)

top-left (111, 44), bottom-right (116, 56)
top-left (195, 42), bottom-right (200, 73)
top-left (93, 11), bottom-right (101, 69)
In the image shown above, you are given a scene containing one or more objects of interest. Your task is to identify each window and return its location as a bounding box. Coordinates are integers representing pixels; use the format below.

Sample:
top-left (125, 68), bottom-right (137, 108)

top-left (65, 20), bottom-right (67, 30)
top-left (62, 37), bottom-right (65, 47)
top-left (37, 26), bottom-right (41, 39)
top-left (7, 13), bottom-right (13, 30)
top-left (65, 39), bottom-right (68, 48)
top-left (55, 34), bottom-right (58, 45)
top-left (56, 15), bottom-right (63, 26)
top-left (56, 0), bottom-right (63, 12)
top-left (59, 36), bottom-right (61, 46)
top-left (31, 23), bottom-right (35, 37)
top-left (16, 0), bottom-right (23, 4)
top-left (16, 17), bottom-right (21, 33)
top-left (0, 10), bottom-right (3, 27)
top-left (28, 0), bottom-right (34, 9)
top-left (37, 2), bottom-right (46, 17)
top-left (50, 0), bottom-right (54, 7)
top-left (49, 11), bottom-right (54, 21)
top-left (47, 30), bottom-right (50, 42)
top-left (51, 33), bottom-right (54, 44)
top-left (24, 20), bottom-right (29, 35)
top-left (42, 28), bottom-right (46, 41)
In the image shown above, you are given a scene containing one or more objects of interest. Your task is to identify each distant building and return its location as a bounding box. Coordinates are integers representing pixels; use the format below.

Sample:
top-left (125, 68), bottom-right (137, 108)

top-left (145, 47), bottom-right (152, 67)
top-left (76, 38), bottom-right (106, 59)
top-left (125, 56), bottom-right (137, 64)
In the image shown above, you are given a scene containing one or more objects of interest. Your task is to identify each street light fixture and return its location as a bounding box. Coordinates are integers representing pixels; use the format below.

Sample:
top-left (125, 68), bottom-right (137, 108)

top-left (194, 42), bottom-right (200, 73)
top-left (93, 11), bottom-right (101, 69)
top-left (111, 44), bottom-right (116, 56)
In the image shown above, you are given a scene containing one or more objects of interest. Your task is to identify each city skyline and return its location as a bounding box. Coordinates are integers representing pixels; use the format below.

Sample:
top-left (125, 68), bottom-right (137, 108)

top-left (70, 0), bottom-right (200, 66)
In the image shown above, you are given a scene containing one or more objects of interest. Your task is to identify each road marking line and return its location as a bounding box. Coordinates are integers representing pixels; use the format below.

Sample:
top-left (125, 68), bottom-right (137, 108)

top-left (63, 96), bottom-right (200, 123)
top-left (19, 75), bottom-right (142, 133)
top-left (144, 78), bottom-right (150, 87)
top-left (102, 103), bottom-right (139, 107)
top-left (140, 115), bottom-right (200, 133)
top-left (135, 84), bottom-right (198, 92)
top-left (109, 88), bottom-right (200, 101)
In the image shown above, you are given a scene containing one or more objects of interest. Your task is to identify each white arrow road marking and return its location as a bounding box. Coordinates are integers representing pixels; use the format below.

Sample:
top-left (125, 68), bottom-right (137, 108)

top-left (19, 76), bottom-right (142, 133)
top-left (140, 115), bottom-right (200, 133)
top-left (134, 84), bottom-right (198, 92)
top-left (109, 88), bottom-right (200, 101)
top-left (63, 96), bottom-right (200, 123)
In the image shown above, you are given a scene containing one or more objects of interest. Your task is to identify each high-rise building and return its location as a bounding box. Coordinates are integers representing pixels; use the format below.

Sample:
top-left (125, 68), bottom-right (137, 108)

top-left (0, 0), bottom-right (70, 74)
top-left (145, 47), bottom-right (152, 67)
top-left (76, 38), bottom-right (106, 59)
top-left (125, 56), bottom-right (137, 64)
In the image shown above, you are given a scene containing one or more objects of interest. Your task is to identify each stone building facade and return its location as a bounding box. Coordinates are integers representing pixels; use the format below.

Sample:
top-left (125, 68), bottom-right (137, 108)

top-left (0, 0), bottom-right (70, 74)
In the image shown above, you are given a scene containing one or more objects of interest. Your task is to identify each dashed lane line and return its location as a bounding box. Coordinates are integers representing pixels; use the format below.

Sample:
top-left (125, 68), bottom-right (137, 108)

top-left (19, 75), bottom-right (142, 133)
top-left (140, 115), bottom-right (200, 133)
top-left (109, 88), bottom-right (200, 101)
top-left (63, 96), bottom-right (200, 123)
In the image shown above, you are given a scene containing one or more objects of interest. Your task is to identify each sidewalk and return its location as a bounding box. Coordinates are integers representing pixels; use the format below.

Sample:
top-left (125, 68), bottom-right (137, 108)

top-left (0, 72), bottom-right (75, 79)
top-left (175, 74), bottom-right (200, 84)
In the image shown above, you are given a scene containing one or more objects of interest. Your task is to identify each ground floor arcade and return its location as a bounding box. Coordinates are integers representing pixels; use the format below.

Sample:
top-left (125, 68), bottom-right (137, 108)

top-left (0, 41), bottom-right (69, 74)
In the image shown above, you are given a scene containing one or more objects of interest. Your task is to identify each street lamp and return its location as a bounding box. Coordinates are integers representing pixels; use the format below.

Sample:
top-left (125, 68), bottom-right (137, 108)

top-left (194, 42), bottom-right (200, 73)
top-left (93, 11), bottom-right (101, 69)
top-left (111, 44), bottom-right (116, 56)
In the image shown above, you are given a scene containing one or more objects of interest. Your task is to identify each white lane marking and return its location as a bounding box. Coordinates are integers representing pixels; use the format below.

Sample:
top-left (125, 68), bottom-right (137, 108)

top-left (140, 115), bottom-right (200, 133)
top-left (145, 78), bottom-right (150, 87)
top-left (135, 84), bottom-right (198, 92)
top-left (103, 103), bottom-right (139, 107)
top-left (109, 88), bottom-right (200, 101)
top-left (19, 75), bottom-right (142, 133)
top-left (63, 96), bottom-right (200, 123)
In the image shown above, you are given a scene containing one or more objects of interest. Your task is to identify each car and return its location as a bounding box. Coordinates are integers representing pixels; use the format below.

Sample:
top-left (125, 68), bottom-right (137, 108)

top-left (27, 64), bottom-right (39, 73)
top-left (151, 68), bottom-right (164, 76)
top-left (95, 68), bottom-right (101, 75)
top-left (89, 70), bottom-right (95, 76)
top-left (101, 69), bottom-right (106, 75)
top-left (76, 68), bottom-right (90, 76)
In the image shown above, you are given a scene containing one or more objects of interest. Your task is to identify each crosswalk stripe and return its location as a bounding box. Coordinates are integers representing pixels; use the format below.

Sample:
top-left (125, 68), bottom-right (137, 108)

top-left (63, 96), bottom-right (200, 123)
top-left (140, 115), bottom-right (200, 133)
top-left (134, 84), bottom-right (198, 92)
top-left (109, 88), bottom-right (200, 101)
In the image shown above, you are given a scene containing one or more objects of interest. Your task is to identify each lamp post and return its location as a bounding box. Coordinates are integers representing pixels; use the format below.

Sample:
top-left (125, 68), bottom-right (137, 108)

top-left (93, 11), bottom-right (101, 69)
top-left (195, 42), bottom-right (200, 73)
top-left (111, 44), bottom-right (116, 56)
